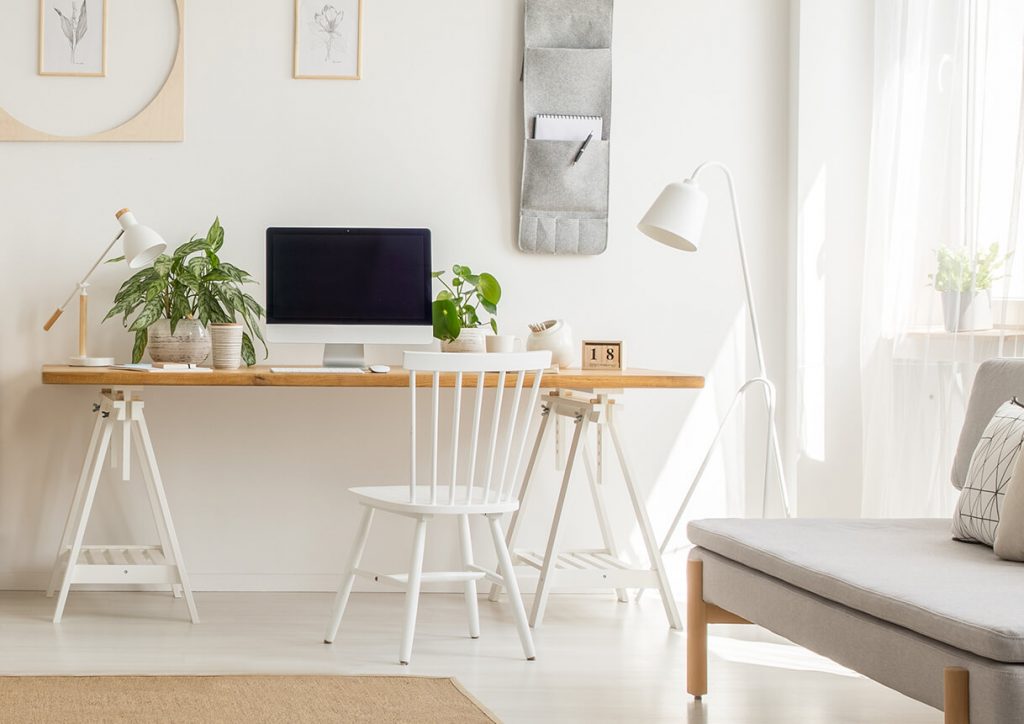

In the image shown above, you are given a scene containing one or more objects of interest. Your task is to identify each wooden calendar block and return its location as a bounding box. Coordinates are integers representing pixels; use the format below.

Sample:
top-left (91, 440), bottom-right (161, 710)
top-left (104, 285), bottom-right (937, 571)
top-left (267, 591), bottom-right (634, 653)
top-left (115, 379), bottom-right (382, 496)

top-left (582, 341), bottom-right (623, 370)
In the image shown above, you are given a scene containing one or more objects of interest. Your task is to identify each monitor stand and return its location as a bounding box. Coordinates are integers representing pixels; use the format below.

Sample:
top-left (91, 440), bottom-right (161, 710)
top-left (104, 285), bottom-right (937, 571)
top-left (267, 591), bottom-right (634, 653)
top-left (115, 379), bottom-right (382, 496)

top-left (323, 343), bottom-right (366, 369)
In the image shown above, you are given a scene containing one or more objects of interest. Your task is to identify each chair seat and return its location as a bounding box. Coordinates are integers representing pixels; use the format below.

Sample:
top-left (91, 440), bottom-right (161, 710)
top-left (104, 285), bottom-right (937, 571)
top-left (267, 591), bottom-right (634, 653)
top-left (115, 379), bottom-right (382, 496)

top-left (349, 485), bottom-right (519, 516)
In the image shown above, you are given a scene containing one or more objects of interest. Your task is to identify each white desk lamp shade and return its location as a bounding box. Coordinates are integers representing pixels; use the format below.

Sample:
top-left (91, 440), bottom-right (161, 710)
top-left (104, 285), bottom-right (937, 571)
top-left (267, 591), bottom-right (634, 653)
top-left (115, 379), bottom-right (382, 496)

top-left (116, 209), bottom-right (167, 267)
top-left (637, 180), bottom-right (708, 253)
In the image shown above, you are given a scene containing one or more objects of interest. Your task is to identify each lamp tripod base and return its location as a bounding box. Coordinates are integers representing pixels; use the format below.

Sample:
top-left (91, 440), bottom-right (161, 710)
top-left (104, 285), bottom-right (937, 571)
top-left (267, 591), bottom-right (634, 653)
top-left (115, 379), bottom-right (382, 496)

top-left (69, 355), bottom-right (115, 367)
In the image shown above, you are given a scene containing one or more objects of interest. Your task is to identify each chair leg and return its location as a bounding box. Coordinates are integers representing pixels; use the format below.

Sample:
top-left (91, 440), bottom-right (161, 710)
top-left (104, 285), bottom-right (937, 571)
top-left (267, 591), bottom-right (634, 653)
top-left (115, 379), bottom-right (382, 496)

top-left (457, 514), bottom-right (481, 639)
top-left (944, 667), bottom-right (970, 724)
top-left (399, 516), bottom-right (429, 665)
top-left (687, 559), bottom-right (708, 698)
top-left (488, 514), bottom-right (536, 660)
top-left (324, 506), bottom-right (375, 644)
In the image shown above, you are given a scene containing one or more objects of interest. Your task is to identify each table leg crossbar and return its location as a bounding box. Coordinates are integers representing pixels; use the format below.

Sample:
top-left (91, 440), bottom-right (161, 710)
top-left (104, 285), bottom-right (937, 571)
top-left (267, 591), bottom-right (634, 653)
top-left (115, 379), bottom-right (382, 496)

top-left (489, 391), bottom-right (682, 630)
top-left (45, 387), bottom-right (198, 623)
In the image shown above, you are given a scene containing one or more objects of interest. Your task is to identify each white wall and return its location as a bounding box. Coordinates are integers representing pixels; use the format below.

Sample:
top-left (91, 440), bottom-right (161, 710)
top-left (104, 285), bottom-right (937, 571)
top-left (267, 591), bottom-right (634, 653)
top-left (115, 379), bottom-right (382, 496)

top-left (791, 0), bottom-right (873, 517)
top-left (0, 0), bottom-right (792, 592)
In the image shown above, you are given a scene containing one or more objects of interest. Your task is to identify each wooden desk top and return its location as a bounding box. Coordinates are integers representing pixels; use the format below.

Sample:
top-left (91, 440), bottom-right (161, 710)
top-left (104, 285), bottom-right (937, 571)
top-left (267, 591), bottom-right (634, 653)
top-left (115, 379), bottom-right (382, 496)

top-left (41, 365), bottom-right (704, 390)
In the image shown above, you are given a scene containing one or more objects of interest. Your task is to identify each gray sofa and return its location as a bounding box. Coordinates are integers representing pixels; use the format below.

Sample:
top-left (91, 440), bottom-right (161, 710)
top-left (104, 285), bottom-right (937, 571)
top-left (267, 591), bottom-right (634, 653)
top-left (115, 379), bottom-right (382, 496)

top-left (687, 359), bottom-right (1024, 724)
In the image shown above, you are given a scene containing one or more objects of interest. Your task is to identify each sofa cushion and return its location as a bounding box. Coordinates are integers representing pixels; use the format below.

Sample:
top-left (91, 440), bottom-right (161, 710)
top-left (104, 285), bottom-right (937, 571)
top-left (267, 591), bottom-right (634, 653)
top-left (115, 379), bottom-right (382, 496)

top-left (688, 518), bottom-right (1024, 662)
top-left (954, 359), bottom-right (1024, 490)
top-left (952, 399), bottom-right (1024, 545)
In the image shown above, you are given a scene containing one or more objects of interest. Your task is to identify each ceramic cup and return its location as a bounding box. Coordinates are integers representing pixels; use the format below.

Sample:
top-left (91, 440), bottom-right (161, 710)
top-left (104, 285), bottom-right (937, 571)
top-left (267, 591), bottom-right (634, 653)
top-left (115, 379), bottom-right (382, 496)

top-left (210, 323), bottom-right (244, 370)
top-left (486, 335), bottom-right (517, 353)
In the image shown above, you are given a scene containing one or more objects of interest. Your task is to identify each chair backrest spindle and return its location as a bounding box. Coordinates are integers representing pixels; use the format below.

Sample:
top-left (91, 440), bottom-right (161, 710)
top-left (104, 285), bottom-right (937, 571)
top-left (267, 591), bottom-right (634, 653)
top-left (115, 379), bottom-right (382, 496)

top-left (448, 371), bottom-right (463, 505)
top-left (403, 351), bottom-right (551, 509)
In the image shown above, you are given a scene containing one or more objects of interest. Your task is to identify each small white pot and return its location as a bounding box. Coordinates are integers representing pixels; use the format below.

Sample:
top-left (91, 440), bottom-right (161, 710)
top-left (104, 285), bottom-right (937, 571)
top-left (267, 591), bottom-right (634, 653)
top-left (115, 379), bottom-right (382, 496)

top-left (526, 319), bottom-right (574, 368)
top-left (941, 290), bottom-right (993, 333)
top-left (210, 323), bottom-right (244, 370)
top-left (148, 318), bottom-right (210, 365)
top-left (486, 334), bottom-right (517, 353)
top-left (441, 327), bottom-right (487, 353)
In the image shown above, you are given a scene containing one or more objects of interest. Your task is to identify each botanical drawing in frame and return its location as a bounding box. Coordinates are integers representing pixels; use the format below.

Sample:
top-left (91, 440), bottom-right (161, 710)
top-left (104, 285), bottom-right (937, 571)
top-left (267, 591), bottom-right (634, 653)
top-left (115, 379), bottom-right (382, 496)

top-left (294, 0), bottom-right (363, 80)
top-left (39, 0), bottom-right (108, 77)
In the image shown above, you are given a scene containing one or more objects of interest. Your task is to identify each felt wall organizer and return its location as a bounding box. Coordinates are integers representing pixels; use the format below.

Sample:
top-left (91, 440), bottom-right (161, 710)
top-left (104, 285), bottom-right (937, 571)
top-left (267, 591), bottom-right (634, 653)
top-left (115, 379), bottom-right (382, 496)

top-left (518, 0), bottom-right (614, 255)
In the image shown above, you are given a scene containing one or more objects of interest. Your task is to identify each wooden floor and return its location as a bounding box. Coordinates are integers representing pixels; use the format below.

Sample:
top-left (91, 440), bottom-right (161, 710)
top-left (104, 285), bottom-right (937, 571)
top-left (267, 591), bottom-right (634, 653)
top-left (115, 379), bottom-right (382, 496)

top-left (0, 591), bottom-right (940, 723)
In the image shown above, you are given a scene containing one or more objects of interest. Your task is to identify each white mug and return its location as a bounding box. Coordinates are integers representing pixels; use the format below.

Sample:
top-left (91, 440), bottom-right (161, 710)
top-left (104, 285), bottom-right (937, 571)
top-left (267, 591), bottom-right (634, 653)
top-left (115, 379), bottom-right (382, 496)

top-left (486, 335), bottom-right (517, 353)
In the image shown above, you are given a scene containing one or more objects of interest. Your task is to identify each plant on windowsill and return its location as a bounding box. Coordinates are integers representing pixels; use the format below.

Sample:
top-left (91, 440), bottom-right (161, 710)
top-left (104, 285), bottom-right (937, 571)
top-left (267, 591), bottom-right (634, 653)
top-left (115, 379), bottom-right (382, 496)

top-left (104, 218), bottom-right (268, 367)
top-left (432, 265), bottom-right (501, 353)
top-left (929, 244), bottom-right (1010, 333)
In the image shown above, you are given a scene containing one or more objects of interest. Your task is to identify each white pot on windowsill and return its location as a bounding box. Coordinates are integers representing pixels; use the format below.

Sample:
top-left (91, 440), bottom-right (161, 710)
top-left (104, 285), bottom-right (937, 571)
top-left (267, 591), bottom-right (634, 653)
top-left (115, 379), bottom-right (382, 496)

top-left (941, 289), bottom-right (993, 333)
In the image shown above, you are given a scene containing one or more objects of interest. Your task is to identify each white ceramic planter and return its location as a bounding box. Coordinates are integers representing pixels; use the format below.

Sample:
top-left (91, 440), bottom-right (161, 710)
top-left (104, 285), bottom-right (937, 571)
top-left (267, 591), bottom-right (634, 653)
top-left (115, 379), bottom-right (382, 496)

top-left (210, 323), bottom-right (244, 370)
top-left (148, 318), bottom-right (211, 365)
top-left (441, 327), bottom-right (487, 353)
top-left (941, 290), bottom-right (993, 333)
top-left (526, 319), bottom-right (574, 368)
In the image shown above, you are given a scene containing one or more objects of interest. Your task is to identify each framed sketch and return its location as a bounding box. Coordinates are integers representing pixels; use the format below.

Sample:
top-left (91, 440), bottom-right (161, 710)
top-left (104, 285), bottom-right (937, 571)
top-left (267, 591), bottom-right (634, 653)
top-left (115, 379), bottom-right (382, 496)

top-left (39, 0), bottom-right (107, 77)
top-left (294, 0), bottom-right (363, 80)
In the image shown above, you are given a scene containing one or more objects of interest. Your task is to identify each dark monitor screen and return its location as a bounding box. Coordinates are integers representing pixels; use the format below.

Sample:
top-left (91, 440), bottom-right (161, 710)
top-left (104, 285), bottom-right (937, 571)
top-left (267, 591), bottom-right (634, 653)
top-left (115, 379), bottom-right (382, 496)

top-left (266, 228), bottom-right (432, 325)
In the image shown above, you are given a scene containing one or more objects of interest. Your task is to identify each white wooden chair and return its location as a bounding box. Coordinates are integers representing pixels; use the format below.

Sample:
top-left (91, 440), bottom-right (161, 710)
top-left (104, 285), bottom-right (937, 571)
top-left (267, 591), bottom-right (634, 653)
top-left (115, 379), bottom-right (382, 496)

top-left (323, 350), bottom-right (552, 665)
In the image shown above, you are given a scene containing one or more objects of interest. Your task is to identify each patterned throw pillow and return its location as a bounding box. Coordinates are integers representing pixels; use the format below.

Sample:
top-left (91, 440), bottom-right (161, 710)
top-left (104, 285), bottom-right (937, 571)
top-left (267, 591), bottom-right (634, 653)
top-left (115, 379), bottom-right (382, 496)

top-left (952, 399), bottom-right (1024, 546)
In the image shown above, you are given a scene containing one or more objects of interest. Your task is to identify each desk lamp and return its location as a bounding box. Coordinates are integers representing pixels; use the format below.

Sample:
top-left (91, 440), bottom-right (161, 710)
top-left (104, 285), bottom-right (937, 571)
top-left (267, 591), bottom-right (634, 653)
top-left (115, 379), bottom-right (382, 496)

top-left (43, 209), bottom-right (167, 366)
top-left (638, 161), bottom-right (791, 555)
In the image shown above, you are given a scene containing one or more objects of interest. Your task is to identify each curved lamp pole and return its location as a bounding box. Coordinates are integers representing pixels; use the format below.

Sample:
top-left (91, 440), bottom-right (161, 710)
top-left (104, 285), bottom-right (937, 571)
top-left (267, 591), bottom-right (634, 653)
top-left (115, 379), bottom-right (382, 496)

top-left (638, 161), bottom-right (792, 557)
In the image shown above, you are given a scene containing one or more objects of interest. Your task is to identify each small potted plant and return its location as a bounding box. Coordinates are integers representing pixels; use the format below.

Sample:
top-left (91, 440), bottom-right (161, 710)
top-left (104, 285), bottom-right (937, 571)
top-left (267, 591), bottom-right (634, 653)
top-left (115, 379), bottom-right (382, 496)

top-left (929, 244), bottom-right (1009, 333)
top-left (432, 265), bottom-right (501, 353)
top-left (105, 218), bottom-right (268, 366)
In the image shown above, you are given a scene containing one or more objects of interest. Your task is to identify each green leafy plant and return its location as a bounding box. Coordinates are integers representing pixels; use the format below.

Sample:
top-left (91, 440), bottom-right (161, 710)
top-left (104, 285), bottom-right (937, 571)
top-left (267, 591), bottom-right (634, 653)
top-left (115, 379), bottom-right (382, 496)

top-left (104, 218), bottom-right (268, 365)
top-left (431, 264), bottom-right (501, 342)
top-left (929, 243), bottom-right (1011, 293)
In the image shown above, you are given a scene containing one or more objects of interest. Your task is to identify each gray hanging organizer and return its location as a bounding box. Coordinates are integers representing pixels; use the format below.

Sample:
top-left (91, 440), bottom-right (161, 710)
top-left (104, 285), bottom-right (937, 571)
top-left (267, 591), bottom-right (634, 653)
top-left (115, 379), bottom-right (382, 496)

top-left (518, 0), bottom-right (614, 255)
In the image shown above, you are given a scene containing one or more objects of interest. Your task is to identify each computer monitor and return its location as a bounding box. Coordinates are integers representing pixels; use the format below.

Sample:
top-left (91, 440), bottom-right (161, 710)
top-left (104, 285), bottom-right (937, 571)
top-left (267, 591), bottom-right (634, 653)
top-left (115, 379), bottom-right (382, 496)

top-left (266, 227), bottom-right (433, 367)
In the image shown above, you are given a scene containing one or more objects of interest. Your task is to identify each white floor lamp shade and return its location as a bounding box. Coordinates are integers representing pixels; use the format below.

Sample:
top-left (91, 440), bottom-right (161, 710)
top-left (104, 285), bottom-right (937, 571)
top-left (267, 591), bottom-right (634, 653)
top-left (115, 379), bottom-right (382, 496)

top-left (637, 180), bottom-right (708, 253)
top-left (43, 209), bottom-right (167, 367)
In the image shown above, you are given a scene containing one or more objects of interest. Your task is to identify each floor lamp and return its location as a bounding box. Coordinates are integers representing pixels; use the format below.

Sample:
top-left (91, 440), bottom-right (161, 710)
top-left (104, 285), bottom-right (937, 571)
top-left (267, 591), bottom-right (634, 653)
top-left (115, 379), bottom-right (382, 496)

top-left (43, 209), bottom-right (167, 366)
top-left (638, 161), bottom-right (792, 557)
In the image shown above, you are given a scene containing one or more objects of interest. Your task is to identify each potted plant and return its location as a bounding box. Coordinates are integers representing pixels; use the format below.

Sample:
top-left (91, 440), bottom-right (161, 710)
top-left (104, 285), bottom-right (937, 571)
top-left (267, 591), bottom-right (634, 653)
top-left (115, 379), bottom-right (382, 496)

top-left (105, 218), bottom-right (268, 366)
top-left (929, 244), bottom-right (1010, 333)
top-left (432, 265), bottom-right (501, 353)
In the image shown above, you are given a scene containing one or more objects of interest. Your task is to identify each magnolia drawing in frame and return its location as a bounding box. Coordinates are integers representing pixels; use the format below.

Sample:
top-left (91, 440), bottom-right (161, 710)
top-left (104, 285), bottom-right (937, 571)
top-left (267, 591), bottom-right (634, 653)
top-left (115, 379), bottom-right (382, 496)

top-left (294, 0), bottom-right (363, 80)
top-left (39, 0), bottom-right (107, 77)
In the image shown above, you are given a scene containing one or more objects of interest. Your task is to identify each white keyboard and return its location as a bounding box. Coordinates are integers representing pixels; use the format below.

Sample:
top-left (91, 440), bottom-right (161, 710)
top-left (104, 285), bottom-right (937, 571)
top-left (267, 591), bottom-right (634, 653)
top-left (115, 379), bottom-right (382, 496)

top-left (270, 367), bottom-right (365, 374)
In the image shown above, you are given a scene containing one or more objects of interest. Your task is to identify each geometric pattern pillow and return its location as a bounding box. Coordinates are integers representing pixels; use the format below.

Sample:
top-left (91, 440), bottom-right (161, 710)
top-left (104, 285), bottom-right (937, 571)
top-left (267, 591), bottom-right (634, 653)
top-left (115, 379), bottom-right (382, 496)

top-left (952, 399), bottom-right (1024, 546)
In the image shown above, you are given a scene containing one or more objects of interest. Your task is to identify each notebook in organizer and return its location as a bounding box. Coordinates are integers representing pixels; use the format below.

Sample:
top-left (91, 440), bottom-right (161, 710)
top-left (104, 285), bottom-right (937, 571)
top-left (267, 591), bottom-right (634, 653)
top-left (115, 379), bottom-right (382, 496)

top-left (534, 114), bottom-right (603, 141)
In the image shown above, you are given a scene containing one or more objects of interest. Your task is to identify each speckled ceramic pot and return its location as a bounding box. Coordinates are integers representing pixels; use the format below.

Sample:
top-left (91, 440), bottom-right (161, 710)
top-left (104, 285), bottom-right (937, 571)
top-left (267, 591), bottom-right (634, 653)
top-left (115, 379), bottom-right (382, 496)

top-left (147, 318), bottom-right (211, 365)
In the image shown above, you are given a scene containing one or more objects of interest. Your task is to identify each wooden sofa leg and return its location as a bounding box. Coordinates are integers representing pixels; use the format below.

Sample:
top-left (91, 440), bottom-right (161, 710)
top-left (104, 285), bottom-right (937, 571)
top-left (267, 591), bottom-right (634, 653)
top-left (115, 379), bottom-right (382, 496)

top-left (944, 667), bottom-right (969, 724)
top-left (687, 559), bottom-right (707, 699)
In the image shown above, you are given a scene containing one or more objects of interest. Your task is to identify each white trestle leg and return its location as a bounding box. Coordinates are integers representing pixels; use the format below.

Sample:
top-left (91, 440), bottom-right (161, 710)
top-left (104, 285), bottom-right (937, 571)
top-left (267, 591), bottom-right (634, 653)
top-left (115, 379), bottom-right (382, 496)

top-left (48, 387), bottom-right (198, 624)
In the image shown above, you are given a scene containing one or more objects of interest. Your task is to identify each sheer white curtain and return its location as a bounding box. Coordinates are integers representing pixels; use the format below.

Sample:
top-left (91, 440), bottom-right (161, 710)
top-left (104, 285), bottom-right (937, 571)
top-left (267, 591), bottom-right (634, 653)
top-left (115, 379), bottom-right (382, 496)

top-left (860, 0), bottom-right (1024, 517)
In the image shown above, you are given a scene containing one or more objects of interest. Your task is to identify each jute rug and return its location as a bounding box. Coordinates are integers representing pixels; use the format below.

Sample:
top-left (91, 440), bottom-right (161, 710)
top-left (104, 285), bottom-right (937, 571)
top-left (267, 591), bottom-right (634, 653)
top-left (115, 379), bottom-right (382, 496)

top-left (0, 675), bottom-right (500, 723)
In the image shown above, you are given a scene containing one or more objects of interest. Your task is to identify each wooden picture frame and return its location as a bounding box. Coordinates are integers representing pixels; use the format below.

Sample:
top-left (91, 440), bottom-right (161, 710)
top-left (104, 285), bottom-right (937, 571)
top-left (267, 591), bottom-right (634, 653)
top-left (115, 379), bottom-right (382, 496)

top-left (39, 0), bottom-right (108, 77)
top-left (294, 0), bottom-right (363, 80)
top-left (582, 341), bottom-right (624, 371)
top-left (2, 0), bottom-right (184, 142)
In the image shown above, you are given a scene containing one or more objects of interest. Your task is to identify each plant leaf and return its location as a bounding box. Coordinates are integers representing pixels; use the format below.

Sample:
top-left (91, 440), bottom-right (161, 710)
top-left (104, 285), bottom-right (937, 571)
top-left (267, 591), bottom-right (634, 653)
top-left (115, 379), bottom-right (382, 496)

top-left (129, 298), bottom-right (163, 331)
top-left (432, 298), bottom-right (461, 342)
top-left (54, 9), bottom-right (74, 42)
top-left (241, 332), bottom-right (256, 367)
top-left (75, 0), bottom-right (88, 42)
top-left (132, 328), bottom-right (148, 364)
top-left (207, 217), bottom-right (225, 253)
top-left (105, 255), bottom-right (125, 264)
top-left (477, 273), bottom-right (501, 305)
top-left (490, 318), bottom-right (498, 334)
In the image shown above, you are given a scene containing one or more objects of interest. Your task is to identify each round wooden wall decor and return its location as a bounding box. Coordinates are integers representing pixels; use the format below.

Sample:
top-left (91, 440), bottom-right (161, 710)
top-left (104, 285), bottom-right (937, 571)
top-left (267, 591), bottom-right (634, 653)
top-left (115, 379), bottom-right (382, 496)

top-left (0, 0), bottom-right (184, 142)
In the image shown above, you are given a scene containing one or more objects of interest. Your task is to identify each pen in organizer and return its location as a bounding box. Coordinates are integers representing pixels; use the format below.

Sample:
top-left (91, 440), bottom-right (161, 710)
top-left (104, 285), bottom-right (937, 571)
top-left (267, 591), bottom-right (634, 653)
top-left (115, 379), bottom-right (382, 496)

top-left (572, 132), bottom-right (594, 165)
